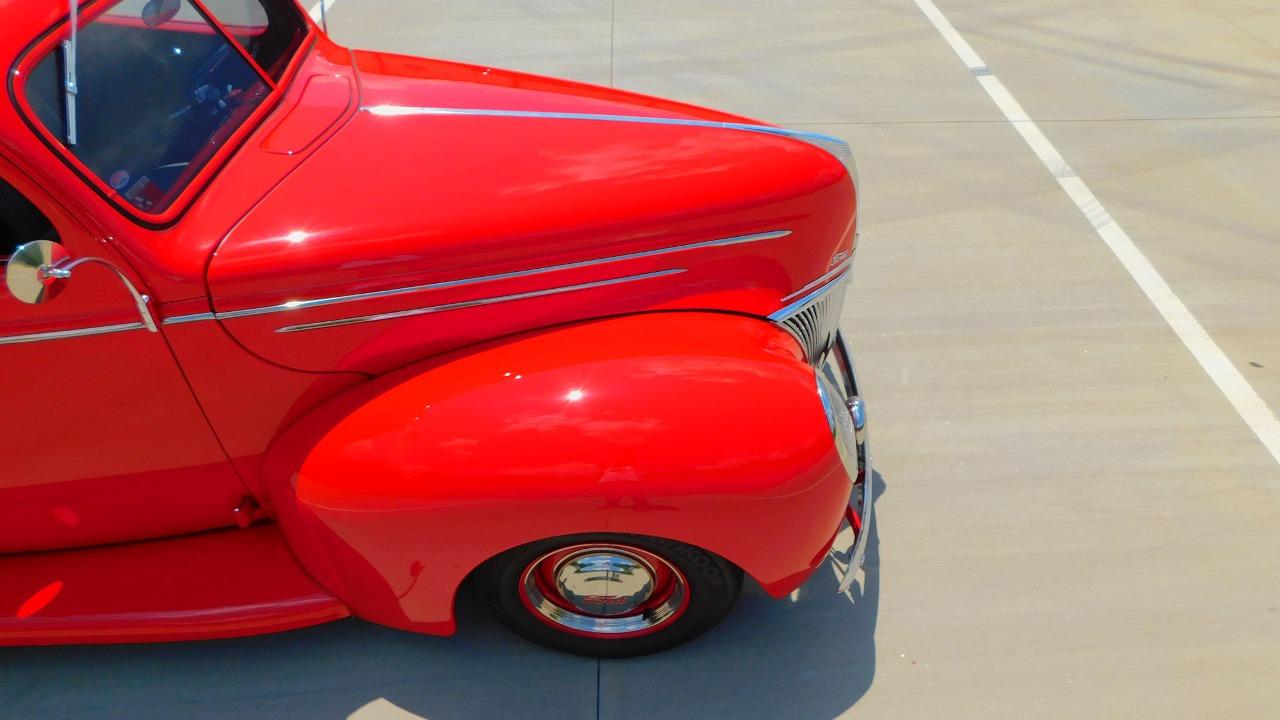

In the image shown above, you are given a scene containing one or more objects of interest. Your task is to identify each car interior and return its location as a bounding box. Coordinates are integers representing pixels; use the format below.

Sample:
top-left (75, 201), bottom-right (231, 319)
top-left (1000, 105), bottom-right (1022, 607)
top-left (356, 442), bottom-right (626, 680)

top-left (0, 178), bottom-right (57, 266)
top-left (24, 0), bottom-right (268, 213)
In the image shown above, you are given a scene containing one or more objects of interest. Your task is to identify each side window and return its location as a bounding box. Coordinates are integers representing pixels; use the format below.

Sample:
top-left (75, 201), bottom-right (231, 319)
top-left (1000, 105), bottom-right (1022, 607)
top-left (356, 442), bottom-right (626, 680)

top-left (0, 177), bottom-right (58, 265)
top-left (24, 0), bottom-right (271, 214)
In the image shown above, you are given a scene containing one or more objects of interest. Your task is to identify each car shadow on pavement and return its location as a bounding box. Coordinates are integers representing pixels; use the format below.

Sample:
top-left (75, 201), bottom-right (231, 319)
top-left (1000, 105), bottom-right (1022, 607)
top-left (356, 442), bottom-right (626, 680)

top-left (594, 471), bottom-right (884, 720)
top-left (0, 474), bottom-right (884, 720)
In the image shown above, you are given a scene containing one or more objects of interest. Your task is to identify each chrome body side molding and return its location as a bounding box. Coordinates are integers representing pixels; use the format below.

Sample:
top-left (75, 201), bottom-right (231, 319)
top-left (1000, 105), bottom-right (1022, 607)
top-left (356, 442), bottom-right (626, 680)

top-left (0, 322), bottom-right (145, 345)
top-left (162, 312), bottom-right (216, 326)
top-left (275, 268), bottom-right (686, 334)
top-left (216, 230), bottom-right (789, 321)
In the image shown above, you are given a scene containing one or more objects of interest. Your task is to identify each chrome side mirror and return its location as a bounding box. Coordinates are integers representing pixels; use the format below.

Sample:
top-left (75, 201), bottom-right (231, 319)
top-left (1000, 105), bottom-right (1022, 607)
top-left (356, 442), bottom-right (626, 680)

top-left (5, 239), bottom-right (158, 332)
top-left (6, 239), bottom-right (69, 304)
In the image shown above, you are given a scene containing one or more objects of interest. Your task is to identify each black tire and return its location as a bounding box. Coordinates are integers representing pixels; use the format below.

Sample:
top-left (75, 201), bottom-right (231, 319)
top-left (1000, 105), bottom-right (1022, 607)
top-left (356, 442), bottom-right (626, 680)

top-left (476, 533), bottom-right (743, 658)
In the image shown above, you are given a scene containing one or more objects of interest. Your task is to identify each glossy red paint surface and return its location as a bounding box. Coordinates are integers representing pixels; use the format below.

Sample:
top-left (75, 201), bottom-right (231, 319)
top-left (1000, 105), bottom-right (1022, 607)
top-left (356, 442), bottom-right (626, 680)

top-left (157, 314), bottom-right (366, 493)
top-left (260, 73), bottom-right (354, 155)
top-left (0, 0), bottom-right (859, 644)
top-left (260, 314), bottom-right (851, 633)
top-left (207, 50), bottom-right (854, 375)
top-left (0, 524), bottom-right (348, 644)
top-left (0, 158), bottom-right (249, 554)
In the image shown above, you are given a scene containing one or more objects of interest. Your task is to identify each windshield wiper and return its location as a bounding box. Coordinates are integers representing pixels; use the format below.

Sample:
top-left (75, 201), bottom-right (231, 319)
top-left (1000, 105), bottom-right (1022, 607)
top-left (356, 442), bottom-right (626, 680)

top-left (61, 0), bottom-right (78, 146)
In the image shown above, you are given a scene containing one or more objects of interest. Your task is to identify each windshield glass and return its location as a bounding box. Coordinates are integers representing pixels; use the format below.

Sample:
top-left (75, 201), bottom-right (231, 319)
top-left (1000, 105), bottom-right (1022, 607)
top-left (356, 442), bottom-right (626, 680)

top-left (200, 0), bottom-right (308, 79)
top-left (25, 0), bottom-right (306, 215)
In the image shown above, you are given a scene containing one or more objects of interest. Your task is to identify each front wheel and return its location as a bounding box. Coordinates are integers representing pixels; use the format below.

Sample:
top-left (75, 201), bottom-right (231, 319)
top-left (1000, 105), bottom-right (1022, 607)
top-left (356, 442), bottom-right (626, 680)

top-left (476, 534), bottom-right (743, 658)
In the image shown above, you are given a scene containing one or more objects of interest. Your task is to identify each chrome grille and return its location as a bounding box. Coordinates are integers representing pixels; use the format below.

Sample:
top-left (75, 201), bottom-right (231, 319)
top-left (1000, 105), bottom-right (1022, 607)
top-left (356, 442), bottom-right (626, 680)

top-left (769, 270), bottom-right (849, 365)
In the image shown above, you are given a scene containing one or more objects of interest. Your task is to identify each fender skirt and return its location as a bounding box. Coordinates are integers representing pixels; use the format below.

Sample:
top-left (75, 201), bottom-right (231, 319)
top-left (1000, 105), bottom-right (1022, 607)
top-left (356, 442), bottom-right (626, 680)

top-left (261, 312), bottom-right (851, 635)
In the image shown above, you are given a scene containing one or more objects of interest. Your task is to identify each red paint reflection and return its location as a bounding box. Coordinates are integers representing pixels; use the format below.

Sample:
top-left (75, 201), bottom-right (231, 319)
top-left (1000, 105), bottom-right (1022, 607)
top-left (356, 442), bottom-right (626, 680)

top-left (51, 506), bottom-right (80, 526)
top-left (16, 581), bottom-right (64, 619)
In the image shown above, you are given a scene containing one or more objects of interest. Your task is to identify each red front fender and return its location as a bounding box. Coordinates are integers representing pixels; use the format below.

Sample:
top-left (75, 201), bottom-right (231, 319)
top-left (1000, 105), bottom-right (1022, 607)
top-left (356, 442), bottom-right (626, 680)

top-left (261, 312), bottom-right (850, 635)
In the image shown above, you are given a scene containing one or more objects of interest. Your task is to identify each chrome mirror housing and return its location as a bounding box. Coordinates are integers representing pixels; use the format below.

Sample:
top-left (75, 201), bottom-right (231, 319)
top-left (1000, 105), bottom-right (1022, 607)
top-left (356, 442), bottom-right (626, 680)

top-left (5, 239), bottom-right (159, 332)
top-left (5, 239), bottom-right (70, 304)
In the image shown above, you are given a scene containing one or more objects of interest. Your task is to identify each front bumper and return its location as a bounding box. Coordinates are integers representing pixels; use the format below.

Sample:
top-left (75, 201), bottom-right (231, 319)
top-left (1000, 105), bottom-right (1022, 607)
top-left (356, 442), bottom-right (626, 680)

top-left (820, 331), bottom-right (873, 593)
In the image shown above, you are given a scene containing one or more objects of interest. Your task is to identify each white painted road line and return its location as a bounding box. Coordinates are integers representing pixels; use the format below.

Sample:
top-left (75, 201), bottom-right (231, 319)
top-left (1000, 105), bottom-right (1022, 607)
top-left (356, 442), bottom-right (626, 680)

top-left (912, 0), bottom-right (1280, 470)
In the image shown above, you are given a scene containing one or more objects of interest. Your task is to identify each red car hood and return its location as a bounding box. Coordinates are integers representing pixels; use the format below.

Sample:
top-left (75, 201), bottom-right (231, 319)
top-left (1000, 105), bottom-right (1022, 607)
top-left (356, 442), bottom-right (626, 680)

top-left (207, 49), bottom-right (856, 375)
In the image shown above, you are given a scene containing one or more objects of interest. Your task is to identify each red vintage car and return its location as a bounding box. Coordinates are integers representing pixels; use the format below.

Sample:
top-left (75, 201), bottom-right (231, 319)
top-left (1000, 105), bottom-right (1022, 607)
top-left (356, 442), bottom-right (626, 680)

top-left (0, 0), bottom-right (870, 657)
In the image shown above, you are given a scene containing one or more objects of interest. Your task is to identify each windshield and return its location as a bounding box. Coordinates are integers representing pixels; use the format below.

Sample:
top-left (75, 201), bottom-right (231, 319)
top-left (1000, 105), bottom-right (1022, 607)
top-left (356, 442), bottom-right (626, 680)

top-left (25, 0), bottom-right (307, 215)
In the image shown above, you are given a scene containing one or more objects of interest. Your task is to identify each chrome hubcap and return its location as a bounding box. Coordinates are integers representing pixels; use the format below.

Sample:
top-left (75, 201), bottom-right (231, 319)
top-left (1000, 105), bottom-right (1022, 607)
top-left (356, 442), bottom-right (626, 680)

top-left (520, 544), bottom-right (688, 636)
top-left (554, 550), bottom-right (655, 616)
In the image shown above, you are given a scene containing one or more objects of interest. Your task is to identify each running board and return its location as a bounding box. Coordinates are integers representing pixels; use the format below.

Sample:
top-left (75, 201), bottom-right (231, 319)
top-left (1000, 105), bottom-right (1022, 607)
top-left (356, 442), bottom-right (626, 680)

top-left (0, 524), bottom-right (348, 645)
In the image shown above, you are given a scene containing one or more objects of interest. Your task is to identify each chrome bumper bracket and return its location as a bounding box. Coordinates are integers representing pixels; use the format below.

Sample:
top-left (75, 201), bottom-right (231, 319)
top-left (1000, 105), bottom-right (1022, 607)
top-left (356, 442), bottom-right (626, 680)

top-left (830, 330), bottom-right (873, 594)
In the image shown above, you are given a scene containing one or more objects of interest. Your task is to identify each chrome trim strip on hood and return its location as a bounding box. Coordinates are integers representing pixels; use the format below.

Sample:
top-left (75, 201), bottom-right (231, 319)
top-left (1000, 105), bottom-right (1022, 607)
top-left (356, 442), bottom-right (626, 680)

top-left (274, 268), bottom-right (686, 334)
top-left (214, 230), bottom-right (789, 321)
top-left (363, 105), bottom-right (849, 147)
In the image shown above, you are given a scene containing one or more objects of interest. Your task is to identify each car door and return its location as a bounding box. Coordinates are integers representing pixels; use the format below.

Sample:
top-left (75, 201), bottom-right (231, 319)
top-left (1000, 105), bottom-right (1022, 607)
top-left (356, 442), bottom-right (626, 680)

top-left (0, 164), bottom-right (248, 553)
